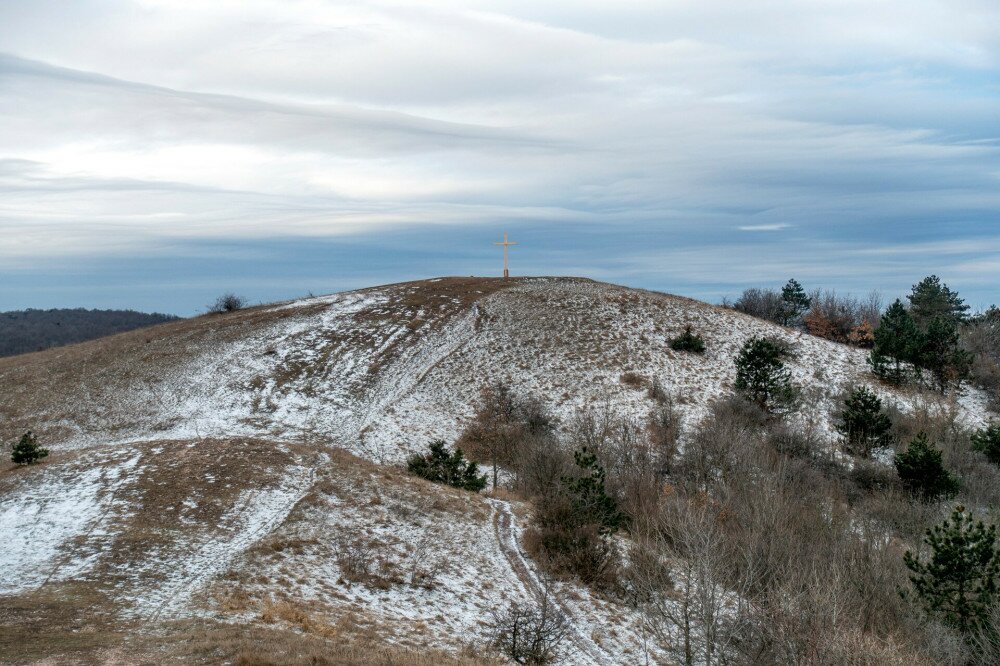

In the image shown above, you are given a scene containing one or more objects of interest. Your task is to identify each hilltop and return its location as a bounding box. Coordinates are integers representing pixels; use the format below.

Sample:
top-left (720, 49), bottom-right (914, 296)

top-left (0, 277), bottom-right (992, 664)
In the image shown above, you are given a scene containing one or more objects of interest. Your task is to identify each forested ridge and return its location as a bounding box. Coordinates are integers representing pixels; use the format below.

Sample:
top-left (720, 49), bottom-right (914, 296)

top-left (0, 308), bottom-right (179, 358)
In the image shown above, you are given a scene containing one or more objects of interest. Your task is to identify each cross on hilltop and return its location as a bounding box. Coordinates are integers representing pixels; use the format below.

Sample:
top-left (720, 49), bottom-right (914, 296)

top-left (494, 231), bottom-right (517, 279)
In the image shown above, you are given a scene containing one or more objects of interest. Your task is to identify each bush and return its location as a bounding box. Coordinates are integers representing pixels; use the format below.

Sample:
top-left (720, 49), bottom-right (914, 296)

top-left (486, 590), bottom-right (568, 664)
top-left (734, 337), bottom-right (795, 412)
top-left (10, 431), bottom-right (48, 466)
top-left (971, 424), bottom-right (1000, 466)
top-left (208, 293), bottom-right (247, 314)
top-left (895, 433), bottom-right (959, 502)
top-left (732, 287), bottom-right (786, 324)
top-left (962, 310), bottom-right (1000, 410)
top-left (526, 447), bottom-right (622, 587)
top-left (836, 386), bottom-right (893, 457)
top-left (406, 440), bottom-right (487, 492)
top-left (459, 382), bottom-right (556, 489)
top-left (670, 325), bottom-right (706, 353)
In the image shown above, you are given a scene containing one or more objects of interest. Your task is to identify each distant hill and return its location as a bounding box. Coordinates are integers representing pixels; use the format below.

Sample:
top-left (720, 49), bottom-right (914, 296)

top-left (0, 308), bottom-right (180, 357)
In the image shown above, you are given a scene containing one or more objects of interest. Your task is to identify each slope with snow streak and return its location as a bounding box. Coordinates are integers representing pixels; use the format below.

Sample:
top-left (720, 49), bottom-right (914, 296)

top-left (0, 450), bottom-right (141, 594)
top-left (1, 277), bottom-right (986, 462)
top-left (197, 449), bottom-right (657, 663)
top-left (0, 276), bottom-right (992, 663)
top-left (361, 278), bottom-right (991, 458)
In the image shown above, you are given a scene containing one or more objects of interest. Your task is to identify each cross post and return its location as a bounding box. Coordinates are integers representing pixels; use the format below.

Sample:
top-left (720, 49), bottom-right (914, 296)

top-left (494, 232), bottom-right (517, 278)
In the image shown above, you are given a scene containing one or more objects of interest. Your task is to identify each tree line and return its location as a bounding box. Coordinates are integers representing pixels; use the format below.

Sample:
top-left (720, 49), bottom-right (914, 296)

top-left (0, 308), bottom-right (178, 358)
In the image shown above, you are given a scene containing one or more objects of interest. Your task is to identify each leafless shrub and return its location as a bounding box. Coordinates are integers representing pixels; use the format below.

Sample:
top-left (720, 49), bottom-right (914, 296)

top-left (627, 493), bottom-right (752, 666)
top-left (969, 602), bottom-right (1000, 665)
top-left (207, 293), bottom-right (247, 314)
top-left (803, 289), bottom-right (882, 345)
top-left (524, 487), bottom-right (620, 589)
top-left (732, 287), bottom-right (786, 324)
top-left (334, 536), bottom-right (375, 584)
top-left (963, 313), bottom-right (1000, 410)
top-left (513, 433), bottom-right (572, 500)
top-left (460, 382), bottom-right (557, 489)
top-left (486, 587), bottom-right (569, 664)
top-left (334, 535), bottom-right (401, 589)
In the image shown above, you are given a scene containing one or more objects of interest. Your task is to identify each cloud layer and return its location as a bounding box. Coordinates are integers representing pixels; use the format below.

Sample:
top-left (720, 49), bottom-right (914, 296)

top-left (1, 0), bottom-right (998, 313)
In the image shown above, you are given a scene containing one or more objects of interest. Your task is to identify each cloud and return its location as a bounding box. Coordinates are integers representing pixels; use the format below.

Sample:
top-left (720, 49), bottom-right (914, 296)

top-left (0, 1), bottom-right (999, 311)
top-left (737, 224), bottom-right (791, 232)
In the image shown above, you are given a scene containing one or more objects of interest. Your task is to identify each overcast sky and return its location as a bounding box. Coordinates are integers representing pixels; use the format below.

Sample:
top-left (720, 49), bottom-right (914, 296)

top-left (1, 0), bottom-right (999, 315)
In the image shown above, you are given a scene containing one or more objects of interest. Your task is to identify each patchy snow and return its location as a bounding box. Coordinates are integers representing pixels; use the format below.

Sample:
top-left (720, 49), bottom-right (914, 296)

top-left (136, 459), bottom-right (317, 621)
top-left (0, 276), bottom-right (993, 663)
top-left (0, 452), bottom-right (140, 594)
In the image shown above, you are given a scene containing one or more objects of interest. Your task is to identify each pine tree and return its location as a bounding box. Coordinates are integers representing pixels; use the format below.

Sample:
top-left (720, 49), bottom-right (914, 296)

top-left (908, 275), bottom-right (969, 328)
top-left (561, 447), bottom-right (623, 535)
top-left (870, 299), bottom-right (920, 384)
top-left (916, 315), bottom-right (972, 393)
top-left (780, 279), bottom-right (811, 325)
top-left (971, 424), bottom-right (1000, 466)
top-left (836, 386), bottom-right (893, 457)
top-left (895, 432), bottom-right (959, 501)
top-left (734, 337), bottom-right (795, 412)
top-left (407, 440), bottom-right (487, 492)
top-left (669, 325), bottom-right (706, 354)
top-left (904, 506), bottom-right (1000, 634)
top-left (10, 431), bottom-right (49, 466)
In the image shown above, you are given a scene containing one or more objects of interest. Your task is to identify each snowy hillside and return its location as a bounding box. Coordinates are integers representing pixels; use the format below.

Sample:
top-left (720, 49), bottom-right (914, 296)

top-left (0, 277), bottom-right (989, 664)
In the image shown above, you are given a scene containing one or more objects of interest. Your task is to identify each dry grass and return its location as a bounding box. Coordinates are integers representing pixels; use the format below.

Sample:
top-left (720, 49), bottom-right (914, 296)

top-left (0, 583), bottom-right (127, 664)
top-left (154, 619), bottom-right (500, 665)
top-left (0, 276), bottom-right (521, 447)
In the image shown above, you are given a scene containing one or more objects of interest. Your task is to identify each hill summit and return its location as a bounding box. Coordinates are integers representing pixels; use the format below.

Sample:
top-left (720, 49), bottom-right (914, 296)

top-left (0, 277), bottom-right (990, 663)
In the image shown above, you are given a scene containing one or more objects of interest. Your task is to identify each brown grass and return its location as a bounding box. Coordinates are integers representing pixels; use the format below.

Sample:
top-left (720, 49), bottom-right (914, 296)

top-left (154, 619), bottom-right (500, 666)
top-left (0, 583), bottom-right (127, 664)
top-left (0, 277), bottom-right (522, 447)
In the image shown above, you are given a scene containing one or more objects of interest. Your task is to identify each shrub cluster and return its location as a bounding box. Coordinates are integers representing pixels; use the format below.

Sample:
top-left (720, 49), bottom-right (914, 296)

top-left (10, 431), bottom-right (48, 466)
top-left (406, 440), bottom-right (487, 492)
top-left (669, 325), bottom-right (706, 353)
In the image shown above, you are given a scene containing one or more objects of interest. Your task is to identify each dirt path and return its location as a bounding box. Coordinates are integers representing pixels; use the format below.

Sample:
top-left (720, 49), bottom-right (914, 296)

top-left (490, 499), bottom-right (617, 666)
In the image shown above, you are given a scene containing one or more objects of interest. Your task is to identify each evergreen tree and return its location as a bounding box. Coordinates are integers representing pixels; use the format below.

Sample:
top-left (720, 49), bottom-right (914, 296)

top-left (836, 386), bottom-right (893, 457)
top-left (10, 431), bottom-right (48, 466)
top-left (915, 315), bottom-right (972, 393)
top-left (407, 440), bottom-right (487, 492)
top-left (870, 299), bottom-right (920, 384)
top-left (561, 447), bottom-right (623, 535)
top-left (734, 337), bottom-right (795, 412)
top-left (971, 424), bottom-right (1000, 466)
top-left (780, 279), bottom-right (811, 325)
top-left (669, 325), bottom-right (706, 354)
top-left (895, 432), bottom-right (959, 501)
top-left (904, 506), bottom-right (1000, 634)
top-left (908, 275), bottom-right (969, 328)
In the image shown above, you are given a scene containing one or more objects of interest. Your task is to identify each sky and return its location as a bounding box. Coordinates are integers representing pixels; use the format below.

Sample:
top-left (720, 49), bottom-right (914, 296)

top-left (1, 0), bottom-right (999, 316)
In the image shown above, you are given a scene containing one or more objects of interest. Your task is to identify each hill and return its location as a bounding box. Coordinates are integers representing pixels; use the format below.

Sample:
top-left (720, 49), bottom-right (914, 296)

top-left (0, 308), bottom-right (179, 358)
top-left (0, 277), bottom-right (993, 664)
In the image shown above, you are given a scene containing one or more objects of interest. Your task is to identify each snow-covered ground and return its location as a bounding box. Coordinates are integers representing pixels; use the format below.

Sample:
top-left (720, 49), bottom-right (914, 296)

top-left (0, 276), bottom-right (991, 663)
